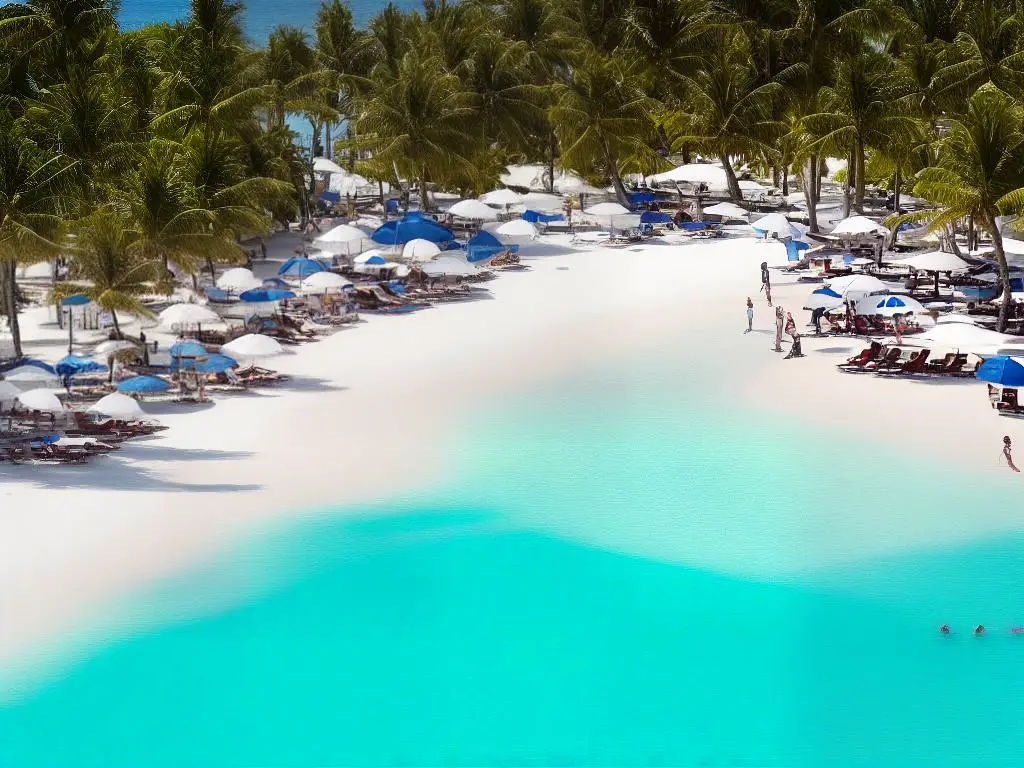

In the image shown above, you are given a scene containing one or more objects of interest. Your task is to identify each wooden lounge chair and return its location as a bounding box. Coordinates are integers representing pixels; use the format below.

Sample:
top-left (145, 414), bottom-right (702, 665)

top-left (839, 342), bottom-right (883, 369)
top-left (845, 346), bottom-right (901, 373)
top-left (877, 349), bottom-right (930, 376)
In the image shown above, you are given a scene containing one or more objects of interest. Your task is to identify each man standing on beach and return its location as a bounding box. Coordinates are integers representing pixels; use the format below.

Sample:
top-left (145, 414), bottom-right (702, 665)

top-left (774, 306), bottom-right (784, 351)
top-left (761, 262), bottom-right (772, 306)
top-left (745, 297), bottom-right (754, 332)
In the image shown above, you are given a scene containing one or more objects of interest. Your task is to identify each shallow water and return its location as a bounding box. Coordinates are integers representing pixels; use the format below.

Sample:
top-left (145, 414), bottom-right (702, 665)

top-left (3, 362), bottom-right (1024, 766)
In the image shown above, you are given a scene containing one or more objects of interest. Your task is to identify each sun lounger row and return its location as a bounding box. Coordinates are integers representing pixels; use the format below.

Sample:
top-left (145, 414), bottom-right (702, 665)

top-left (838, 343), bottom-right (978, 377)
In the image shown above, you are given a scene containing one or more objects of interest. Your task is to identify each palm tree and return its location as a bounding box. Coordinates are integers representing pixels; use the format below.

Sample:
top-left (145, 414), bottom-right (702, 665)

top-left (932, 0), bottom-right (1024, 104)
top-left (549, 49), bottom-right (657, 205)
top-left (354, 51), bottom-right (477, 208)
top-left (0, 110), bottom-right (70, 357)
top-left (898, 84), bottom-right (1024, 331)
top-left (259, 25), bottom-right (329, 130)
top-left (464, 35), bottom-right (546, 151)
top-left (666, 28), bottom-right (782, 201)
top-left (52, 209), bottom-right (159, 337)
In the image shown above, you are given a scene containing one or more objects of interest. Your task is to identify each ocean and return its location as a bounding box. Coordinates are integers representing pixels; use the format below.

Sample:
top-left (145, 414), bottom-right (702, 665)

top-left (119, 0), bottom-right (419, 41)
top-left (3, 359), bottom-right (1024, 766)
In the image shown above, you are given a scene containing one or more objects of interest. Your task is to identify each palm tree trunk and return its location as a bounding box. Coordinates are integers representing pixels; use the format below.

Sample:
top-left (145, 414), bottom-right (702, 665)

top-left (110, 308), bottom-right (122, 339)
top-left (854, 137), bottom-right (865, 214)
top-left (604, 144), bottom-right (629, 206)
top-left (814, 154), bottom-right (823, 203)
top-left (325, 122), bottom-right (332, 159)
top-left (842, 147), bottom-right (854, 218)
top-left (720, 155), bottom-right (742, 202)
top-left (419, 170), bottom-right (430, 212)
top-left (804, 157), bottom-right (819, 234)
top-left (782, 166), bottom-right (789, 196)
top-left (990, 215), bottom-right (1013, 333)
top-left (943, 223), bottom-right (963, 258)
top-left (547, 132), bottom-right (557, 194)
top-left (1, 260), bottom-right (22, 358)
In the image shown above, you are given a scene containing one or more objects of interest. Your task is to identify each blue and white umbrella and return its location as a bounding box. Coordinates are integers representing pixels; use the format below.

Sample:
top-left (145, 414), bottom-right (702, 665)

top-left (117, 375), bottom-right (172, 394)
top-left (803, 287), bottom-right (846, 311)
top-left (855, 294), bottom-right (926, 317)
top-left (169, 340), bottom-right (209, 360)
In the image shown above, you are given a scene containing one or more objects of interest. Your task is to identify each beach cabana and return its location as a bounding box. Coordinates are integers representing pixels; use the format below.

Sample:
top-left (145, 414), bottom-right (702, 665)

top-left (314, 224), bottom-right (370, 255)
top-left (278, 257), bottom-right (326, 279)
top-left (18, 388), bottom-right (64, 412)
top-left (448, 199), bottom-right (498, 221)
top-left (371, 213), bottom-right (454, 246)
top-left (89, 392), bottom-right (146, 420)
top-left (118, 375), bottom-right (171, 394)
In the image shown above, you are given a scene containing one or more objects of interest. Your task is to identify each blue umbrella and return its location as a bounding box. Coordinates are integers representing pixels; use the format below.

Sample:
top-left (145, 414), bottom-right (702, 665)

top-left (466, 230), bottom-right (515, 263)
top-left (55, 354), bottom-right (106, 377)
top-left (627, 191), bottom-right (656, 206)
top-left (172, 353), bottom-right (238, 374)
top-left (262, 277), bottom-right (290, 289)
top-left (372, 213), bottom-right (454, 245)
top-left (239, 288), bottom-right (296, 303)
top-left (278, 257), bottom-right (326, 279)
top-left (117, 375), bottom-right (171, 394)
top-left (812, 287), bottom-right (843, 299)
top-left (521, 210), bottom-right (565, 224)
top-left (977, 356), bottom-right (1024, 387)
top-left (169, 340), bottom-right (209, 359)
top-left (16, 358), bottom-right (57, 375)
top-left (61, 293), bottom-right (91, 306)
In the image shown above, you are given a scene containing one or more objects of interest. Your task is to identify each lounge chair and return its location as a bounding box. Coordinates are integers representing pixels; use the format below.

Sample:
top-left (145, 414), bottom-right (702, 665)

top-left (844, 346), bottom-right (901, 373)
top-left (877, 349), bottom-right (930, 376)
top-left (839, 342), bottom-right (883, 369)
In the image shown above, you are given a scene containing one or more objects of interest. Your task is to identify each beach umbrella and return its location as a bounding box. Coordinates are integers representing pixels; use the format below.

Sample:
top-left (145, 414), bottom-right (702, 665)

top-left (117, 375), bottom-right (171, 394)
top-left (827, 274), bottom-right (888, 299)
top-left (703, 202), bottom-right (749, 221)
top-left (278, 257), bottom-right (326, 279)
top-left (751, 212), bottom-right (801, 239)
top-left (371, 213), bottom-right (454, 245)
top-left (585, 202), bottom-right (630, 217)
top-left (449, 199), bottom-right (498, 221)
top-left (520, 191), bottom-right (563, 211)
top-left (88, 392), bottom-right (145, 419)
top-left (159, 303), bottom-right (221, 329)
top-left (238, 288), bottom-right (296, 303)
top-left (421, 257), bottom-right (479, 277)
top-left (803, 287), bottom-right (846, 311)
top-left (976, 356), bottom-right (1024, 386)
top-left (3, 365), bottom-right (58, 383)
top-left (18, 388), bottom-right (64, 412)
top-left (521, 210), bottom-right (565, 224)
top-left (171, 352), bottom-right (238, 374)
top-left (169, 340), bottom-right (209, 360)
top-left (216, 267), bottom-right (261, 292)
top-left (60, 293), bottom-right (92, 352)
top-left (55, 354), bottom-right (106, 377)
top-left (855, 294), bottom-right (927, 316)
top-left (403, 238), bottom-right (442, 262)
top-left (899, 250), bottom-right (971, 272)
top-left (222, 333), bottom-right (283, 360)
top-left (93, 339), bottom-right (138, 358)
top-left (354, 252), bottom-right (387, 266)
top-left (648, 162), bottom-right (730, 190)
top-left (0, 380), bottom-right (19, 406)
top-left (300, 271), bottom-right (351, 292)
top-left (312, 157), bottom-right (346, 175)
top-left (495, 218), bottom-right (539, 244)
top-left (831, 215), bottom-right (889, 237)
top-left (16, 358), bottom-right (57, 374)
top-left (480, 188), bottom-right (523, 206)
top-left (314, 224), bottom-right (369, 256)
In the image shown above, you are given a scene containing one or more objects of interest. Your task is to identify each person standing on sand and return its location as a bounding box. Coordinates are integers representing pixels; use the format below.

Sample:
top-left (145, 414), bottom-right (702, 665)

top-left (745, 297), bottom-right (754, 333)
top-left (774, 306), bottom-right (784, 351)
top-left (1003, 436), bottom-right (1020, 472)
top-left (760, 262), bottom-right (772, 306)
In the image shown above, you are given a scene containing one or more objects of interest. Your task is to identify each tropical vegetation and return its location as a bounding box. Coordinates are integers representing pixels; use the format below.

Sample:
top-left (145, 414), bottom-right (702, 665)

top-left (3, 0), bottom-right (1024, 349)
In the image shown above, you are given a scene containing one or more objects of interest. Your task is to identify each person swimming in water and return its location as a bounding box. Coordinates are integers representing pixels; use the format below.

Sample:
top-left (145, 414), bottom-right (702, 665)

top-left (974, 624), bottom-right (986, 635)
top-left (939, 624), bottom-right (952, 635)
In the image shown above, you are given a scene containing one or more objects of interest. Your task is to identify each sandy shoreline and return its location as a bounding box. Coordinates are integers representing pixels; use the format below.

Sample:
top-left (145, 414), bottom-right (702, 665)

top-left (2, 231), bottom-right (1020, 677)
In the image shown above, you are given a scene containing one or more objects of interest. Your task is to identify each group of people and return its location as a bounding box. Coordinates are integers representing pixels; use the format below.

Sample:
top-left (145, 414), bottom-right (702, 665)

top-left (746, 262), bottom-right (802, 358)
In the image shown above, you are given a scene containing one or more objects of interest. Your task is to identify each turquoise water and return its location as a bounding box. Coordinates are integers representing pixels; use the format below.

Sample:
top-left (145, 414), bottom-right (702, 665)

top-left (3, 361), bottom-right (1024, 766)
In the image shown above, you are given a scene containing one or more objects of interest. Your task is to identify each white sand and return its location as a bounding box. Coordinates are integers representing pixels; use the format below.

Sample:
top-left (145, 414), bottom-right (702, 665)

top-left (1, 230), bottom-right (1019, 674)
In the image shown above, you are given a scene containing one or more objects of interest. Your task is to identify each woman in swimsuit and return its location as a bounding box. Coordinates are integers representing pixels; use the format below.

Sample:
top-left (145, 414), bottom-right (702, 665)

top-left (1003, 436), bottom-right (1020, 473)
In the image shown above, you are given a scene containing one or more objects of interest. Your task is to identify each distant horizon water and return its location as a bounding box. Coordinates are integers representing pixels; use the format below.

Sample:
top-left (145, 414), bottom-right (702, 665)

top-left (119, 0), bottom-right (419, 41)
top-left (3, 359), bottom-right (1024, 766)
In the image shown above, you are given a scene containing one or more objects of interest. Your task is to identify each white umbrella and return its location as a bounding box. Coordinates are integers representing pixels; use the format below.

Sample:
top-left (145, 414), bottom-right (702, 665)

top-left (495, 219), bottom-right (538, 243)
top-left (221, 334), bottom-right (283, 360)
top-left (449, 199), bottom-right (498, 221)
top-left (481, 188), bottom-right (523, 206)
top-left (648, 163), bottom-right (729, 190)
top-left (584, 202), bottom-right (630, 216)
top-left (300, 271), bottom-right (352, 292)
top-left (831, 215), bottom-right (889, 237)
top-left (519, 192), bottom-right (564, 212)
top-left (402, 238), bottom-right (442, 262)
top-left (18, 388), bottom-right (64, 413)
top-left (4, 365), bottom-right (58, 384)
top-left (93, 339), bottom-right (139, 357)
top-left (826, 274), bottom-right (889, 299)
top-left (312, 157), bottom-right (347, 175)
top-left (88, 392), bottom-right (145, 420)
top-left (803, 290), bottom-right (846, 312)
top-left (703, 202), bottom-right (749, 221)
top-left (216, 267), bottom-right (260, 292)
top-left (855, 294), bottom-right (927, 317)
top-left (0, 380), bottom-right (20, 404)
top-left (751, 212), bottom-right (801, 239)
top-left (354, 250), bottom-right (387, 265)
top-left (899, 250), bottom-right (972, 273)
top-left (421, 257), bottom-right (479, 277)
top-left (314, 224), bottom-right (369, 255)
top-left (159, 303), bottom-right (221, 329)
